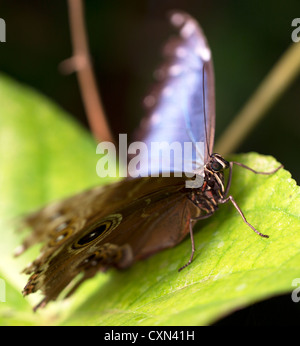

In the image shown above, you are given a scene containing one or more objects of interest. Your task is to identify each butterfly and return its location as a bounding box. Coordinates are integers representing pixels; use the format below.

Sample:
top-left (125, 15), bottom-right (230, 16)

top-left (16, 11), bottom-right (282, 310)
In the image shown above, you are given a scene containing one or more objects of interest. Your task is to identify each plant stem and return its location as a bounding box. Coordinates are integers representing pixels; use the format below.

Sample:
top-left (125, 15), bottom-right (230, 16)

top-left (215, 42), bottom-right (300, 155)
top-left (65, 0), bottom-right (114, 143)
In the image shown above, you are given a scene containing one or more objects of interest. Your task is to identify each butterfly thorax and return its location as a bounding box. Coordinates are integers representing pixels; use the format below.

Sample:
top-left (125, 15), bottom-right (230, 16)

top-left (187, 154), bottom-right (229, 214)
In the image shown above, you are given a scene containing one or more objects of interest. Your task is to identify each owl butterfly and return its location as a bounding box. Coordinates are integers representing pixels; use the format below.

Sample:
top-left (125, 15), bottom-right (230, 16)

top-left (16, 11), bottom-right (282, 310)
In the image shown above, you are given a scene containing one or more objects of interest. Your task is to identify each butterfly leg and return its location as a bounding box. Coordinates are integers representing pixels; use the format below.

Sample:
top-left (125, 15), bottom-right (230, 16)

top-left (219, 195), bottom-right (269, 238)
top-left (178, 212), bottom-right (214, 272)
top-left (232, 161), bottom-right (283, 175)
top-left (224, 161), bottom-right (283, 198)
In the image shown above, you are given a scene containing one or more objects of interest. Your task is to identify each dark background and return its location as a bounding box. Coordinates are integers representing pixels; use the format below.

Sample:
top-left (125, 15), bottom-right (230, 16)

top-left (1, 0), bottom-right (300, 325)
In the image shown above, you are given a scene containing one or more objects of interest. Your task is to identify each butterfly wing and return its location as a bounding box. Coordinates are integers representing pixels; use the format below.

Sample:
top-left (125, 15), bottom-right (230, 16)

top-left (133, 11), bottom-right (215, 177)
top-left (19, 177), bottom-right (200, 307)
top-left (18, 11), bottom-right (215, 309)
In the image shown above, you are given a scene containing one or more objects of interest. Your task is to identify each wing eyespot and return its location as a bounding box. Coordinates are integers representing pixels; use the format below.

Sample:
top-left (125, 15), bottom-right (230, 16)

top-left (49, 227), bottom-right (74, 247)
top-left (77, 223), bottom-right (109, 246)
top-left (77, 243), bottom-right (126, 270)
top-left (72, 214), bottom-right (122, 249)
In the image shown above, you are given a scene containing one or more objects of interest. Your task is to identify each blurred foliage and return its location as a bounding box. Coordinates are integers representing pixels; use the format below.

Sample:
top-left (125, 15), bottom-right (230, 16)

top-left (0, 75), bottom-right (299, 326)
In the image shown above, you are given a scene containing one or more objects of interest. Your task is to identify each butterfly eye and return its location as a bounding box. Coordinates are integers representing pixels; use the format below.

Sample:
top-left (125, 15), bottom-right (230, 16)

top-left (211, 161), bottom-right (223, 172)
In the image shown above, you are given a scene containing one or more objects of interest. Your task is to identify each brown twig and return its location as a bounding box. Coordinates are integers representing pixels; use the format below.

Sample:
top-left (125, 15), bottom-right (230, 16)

top-left (63, 0), bottom-right (114, 143)
top-left (215, 42), bottom-right (300, 155)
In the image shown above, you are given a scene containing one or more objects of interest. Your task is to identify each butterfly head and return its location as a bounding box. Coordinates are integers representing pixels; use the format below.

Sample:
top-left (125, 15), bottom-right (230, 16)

top-left (207, 153), bottom-right (229, 173)
top-left (201, 153), bottom-right (229, 197)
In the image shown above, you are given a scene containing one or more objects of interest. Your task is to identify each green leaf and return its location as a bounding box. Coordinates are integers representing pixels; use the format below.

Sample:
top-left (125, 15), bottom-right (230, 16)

top-left (0, 74), bottom-right (299, 326)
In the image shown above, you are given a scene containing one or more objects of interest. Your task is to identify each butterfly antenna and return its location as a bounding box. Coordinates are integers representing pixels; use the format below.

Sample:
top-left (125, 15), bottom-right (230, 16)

top-left (182, 73), bottom-right (204, 169)
top-left (202, 62), bottom-right (211, 159)
top-left (183, 63), bottom-right (210, 171)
